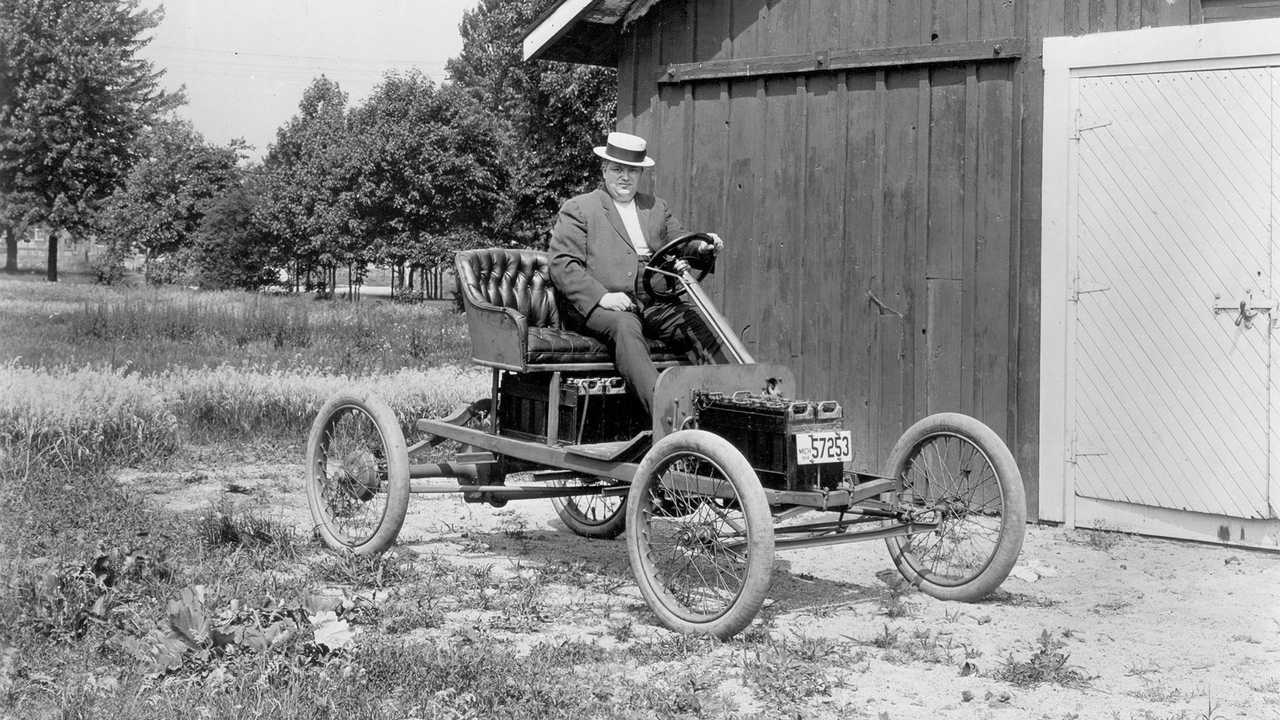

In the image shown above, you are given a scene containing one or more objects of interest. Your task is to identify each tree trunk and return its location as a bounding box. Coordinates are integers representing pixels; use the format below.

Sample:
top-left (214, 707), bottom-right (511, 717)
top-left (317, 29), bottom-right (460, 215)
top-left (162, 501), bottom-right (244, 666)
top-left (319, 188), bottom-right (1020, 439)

top-left (3, 224), bottom-right (17, 273)
top-left (46, 232), bottom-right (58, 282)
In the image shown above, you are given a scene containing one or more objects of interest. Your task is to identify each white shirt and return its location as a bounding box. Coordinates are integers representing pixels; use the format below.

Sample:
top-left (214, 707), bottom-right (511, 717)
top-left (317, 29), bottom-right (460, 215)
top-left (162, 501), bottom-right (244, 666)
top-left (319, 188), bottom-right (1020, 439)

top-left (614, 199), bottom-right (649, 256)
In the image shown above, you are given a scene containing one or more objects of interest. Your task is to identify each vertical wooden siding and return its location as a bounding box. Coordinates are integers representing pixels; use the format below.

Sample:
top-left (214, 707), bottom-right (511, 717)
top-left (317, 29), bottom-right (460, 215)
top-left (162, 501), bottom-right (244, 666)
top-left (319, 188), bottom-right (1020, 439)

top-left (612, 0), bottom-right (1198, 517)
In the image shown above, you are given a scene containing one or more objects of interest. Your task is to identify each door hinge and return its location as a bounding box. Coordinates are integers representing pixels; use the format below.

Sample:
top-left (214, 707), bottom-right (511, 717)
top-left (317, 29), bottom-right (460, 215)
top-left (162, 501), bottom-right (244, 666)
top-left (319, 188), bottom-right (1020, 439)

top-left (1072, 111), bottom-right (1112, 140)
top-left (1068, 448), bottom-right (1108, 463)
top-left (1070, 284), bottom-right (1110, 303)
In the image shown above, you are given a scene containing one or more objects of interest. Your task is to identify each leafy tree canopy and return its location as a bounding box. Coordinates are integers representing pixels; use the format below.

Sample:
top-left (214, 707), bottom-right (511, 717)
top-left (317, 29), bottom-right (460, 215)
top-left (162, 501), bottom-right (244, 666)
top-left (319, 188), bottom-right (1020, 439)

top-left (447, 0), bottom-right (617, 246)
top-left (258, 76), bottom-right (356, 276)
top-left (96, 117), bottom-right (245, 278)
top-left (189, 175), bottom-right (283, 290)
top-left (0, 0), bottom-right (182, 277)
top-left (347, 71), bottom-right (507, 269)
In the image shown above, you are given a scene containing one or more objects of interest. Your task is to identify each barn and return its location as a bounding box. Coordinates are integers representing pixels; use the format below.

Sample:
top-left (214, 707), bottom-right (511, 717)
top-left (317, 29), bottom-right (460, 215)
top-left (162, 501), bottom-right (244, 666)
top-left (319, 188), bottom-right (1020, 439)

top-left (524, 0), bottom-right (1280, 548)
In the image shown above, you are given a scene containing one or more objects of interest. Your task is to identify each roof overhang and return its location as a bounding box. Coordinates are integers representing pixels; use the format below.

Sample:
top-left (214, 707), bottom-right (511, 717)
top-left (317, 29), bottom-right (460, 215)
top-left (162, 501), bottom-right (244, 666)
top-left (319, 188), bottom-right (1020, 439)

top-left (522, 0), bottom-right (658, 66)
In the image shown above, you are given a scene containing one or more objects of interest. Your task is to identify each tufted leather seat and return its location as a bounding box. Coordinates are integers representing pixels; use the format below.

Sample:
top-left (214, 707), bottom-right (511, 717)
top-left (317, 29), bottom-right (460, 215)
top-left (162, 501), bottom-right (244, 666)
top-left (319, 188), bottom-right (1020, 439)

top-left (455, 248), bottom-right (686, 370)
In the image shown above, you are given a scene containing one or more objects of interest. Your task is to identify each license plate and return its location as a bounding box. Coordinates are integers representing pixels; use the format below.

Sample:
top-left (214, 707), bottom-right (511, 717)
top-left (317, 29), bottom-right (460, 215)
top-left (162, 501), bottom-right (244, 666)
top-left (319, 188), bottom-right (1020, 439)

top-left (795, 430), bottom-right (853, 465)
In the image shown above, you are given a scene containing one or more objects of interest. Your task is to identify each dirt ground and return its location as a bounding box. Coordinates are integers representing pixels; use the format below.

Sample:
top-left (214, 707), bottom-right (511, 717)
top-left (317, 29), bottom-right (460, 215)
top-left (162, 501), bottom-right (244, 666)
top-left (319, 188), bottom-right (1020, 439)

top-left (117, 451), bottom-right (1280, 720)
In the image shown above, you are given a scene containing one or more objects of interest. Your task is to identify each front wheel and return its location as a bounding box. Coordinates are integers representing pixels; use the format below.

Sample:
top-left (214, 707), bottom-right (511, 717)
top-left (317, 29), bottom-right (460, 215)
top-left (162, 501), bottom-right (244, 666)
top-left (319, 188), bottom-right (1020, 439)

top-left (626, 430), bottom-right (774, 639)
top-left (883, 413), bottom-right (1026, 601)
top-left (305, 393), bottom-right (410, 555)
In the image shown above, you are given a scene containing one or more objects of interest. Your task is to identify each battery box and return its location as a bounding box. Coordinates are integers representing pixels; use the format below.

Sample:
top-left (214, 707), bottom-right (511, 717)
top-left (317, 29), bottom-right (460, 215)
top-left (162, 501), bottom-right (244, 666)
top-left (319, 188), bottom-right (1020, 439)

top-left (497, 372), bottom-right (647, 445)
top-left (693, 392), bottom-right (847, 490)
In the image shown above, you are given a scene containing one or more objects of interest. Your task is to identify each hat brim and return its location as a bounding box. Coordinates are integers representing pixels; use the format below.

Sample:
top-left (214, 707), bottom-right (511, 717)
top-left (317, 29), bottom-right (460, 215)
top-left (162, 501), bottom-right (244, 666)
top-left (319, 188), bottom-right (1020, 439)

top-left (594, 146), bottom-right (655, 167)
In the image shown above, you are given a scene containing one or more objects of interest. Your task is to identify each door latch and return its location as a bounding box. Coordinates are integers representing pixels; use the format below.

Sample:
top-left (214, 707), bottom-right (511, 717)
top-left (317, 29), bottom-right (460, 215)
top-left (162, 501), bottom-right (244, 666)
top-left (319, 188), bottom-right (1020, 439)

top-left (1212, 299), bottom-right (1274, 328)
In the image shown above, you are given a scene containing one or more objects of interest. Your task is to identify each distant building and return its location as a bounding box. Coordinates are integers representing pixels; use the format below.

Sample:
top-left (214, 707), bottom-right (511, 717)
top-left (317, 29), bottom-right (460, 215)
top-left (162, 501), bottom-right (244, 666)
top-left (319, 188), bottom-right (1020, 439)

top-left (13, 225), bottom-right (100, 273)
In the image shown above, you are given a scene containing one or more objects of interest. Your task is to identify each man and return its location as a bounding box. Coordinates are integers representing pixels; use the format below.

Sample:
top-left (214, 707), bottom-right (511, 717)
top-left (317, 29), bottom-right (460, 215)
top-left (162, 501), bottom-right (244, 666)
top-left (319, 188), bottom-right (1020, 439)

top-left (549, 131), bottom-right (722, 413)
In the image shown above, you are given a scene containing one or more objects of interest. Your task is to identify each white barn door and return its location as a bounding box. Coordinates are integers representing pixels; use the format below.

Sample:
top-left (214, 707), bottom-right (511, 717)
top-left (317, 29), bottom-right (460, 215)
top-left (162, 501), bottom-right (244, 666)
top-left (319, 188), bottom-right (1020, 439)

top-left (1042, 23), bottom-right (1280, 547)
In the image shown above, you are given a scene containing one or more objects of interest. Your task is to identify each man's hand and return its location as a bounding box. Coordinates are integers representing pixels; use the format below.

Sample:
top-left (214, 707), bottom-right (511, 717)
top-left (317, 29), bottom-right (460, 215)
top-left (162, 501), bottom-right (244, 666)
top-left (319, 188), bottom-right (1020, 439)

top-left (701, 233), bottom-right (725, 255)
top-left (598, 292), bottom-right (634, 312)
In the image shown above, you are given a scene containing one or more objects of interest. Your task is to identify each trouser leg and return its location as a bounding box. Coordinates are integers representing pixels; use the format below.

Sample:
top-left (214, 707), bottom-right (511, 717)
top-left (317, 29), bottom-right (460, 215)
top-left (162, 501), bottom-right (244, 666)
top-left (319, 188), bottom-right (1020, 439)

top-left (642, 297), bottom-right (725, 364)
top-left (584, 307), bottom-right (658, 413)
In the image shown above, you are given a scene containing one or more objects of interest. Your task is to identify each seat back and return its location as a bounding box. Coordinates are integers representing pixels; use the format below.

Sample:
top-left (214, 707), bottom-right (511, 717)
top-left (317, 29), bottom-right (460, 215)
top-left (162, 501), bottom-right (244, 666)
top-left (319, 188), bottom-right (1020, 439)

top-left (455, 249), bottom-right (561, 328)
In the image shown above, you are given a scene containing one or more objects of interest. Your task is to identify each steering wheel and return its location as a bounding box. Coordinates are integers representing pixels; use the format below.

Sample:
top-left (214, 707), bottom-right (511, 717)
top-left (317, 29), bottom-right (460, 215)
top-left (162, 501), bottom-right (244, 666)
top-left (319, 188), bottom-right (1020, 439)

top-left (642, 232), bottom-right (717, 300)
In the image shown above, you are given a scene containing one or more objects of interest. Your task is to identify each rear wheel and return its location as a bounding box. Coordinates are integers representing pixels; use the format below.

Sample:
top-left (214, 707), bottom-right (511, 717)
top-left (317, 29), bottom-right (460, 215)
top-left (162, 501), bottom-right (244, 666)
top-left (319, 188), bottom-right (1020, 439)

top-left (551, 477), bottom-right (627, 539)
top-left (883, 413), bottom-right (1025, 601)
top-left (626, 430), bottom-right (774, 639)
top-left (305, 393), bottom-right (409, 555)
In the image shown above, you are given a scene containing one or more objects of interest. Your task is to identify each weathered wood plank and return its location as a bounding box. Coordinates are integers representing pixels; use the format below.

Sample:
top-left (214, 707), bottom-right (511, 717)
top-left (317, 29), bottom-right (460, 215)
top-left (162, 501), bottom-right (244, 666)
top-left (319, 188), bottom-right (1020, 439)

top-left (653, 3), bottom-right (693, 208)
top-left (926, 65), bottom-right (967, 282)
top-left (1145, 0), bottom-right (1193, 26)
top-left (761, 0), bottom-right (811, 57)
top-left (928, 0), bottom-right (967, 43)
top-left (720, 80), bottom-right (764, 355)
top-left (961, 65), bottom-right (980, 419)
top-left (658, 38), bottom-right (1024, 84)
top-left (888, 0), bottom-right (924, 45)
top-left (980, 0), bottom-right (1018, 37)
top-left (1202, 0), bottom-right (1280, 22)
top-left (630, 11), bottom-right (659, 147)
top-left (799, 72), bottom-right (847, 397)
top-left (756, 77), bottom-right (804, 366)
top-left (730, 0), bottom-right (767, 57)
top-left (617, 26), bottom-right (637, 131)
top-left (1117, 0), bottom-right (1144, 30)
top-left (688, 81), bottom-right (727, 298)
top-left (809, 0), bottom-right (845, 51)
top-left (926, 278), bottom-right (964, 412)
top-left (924, 65), bottom-right (967, 415)
top-left (1090, 0), bottom-right (1119, 32)
top-left (909, 69), bottom-right (929, 427)
top-left (693, 0), bottom-right (733, 62)
top-left (844, 69), bottom-right (883, 468)
top-left (877, 70), bottom-right (920, 455)
top-left (975, 63), bottom-right (1015, 443)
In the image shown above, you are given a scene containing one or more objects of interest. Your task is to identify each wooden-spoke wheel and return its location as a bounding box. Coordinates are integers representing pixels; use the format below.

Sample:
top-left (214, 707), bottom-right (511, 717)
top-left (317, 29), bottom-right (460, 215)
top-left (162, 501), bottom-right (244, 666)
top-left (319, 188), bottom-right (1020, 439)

top-left (626, 430), bottom-right (774, 639)
top-left (883, 412), bottom-right (1026, 601)
top-left (551, 477), bottom-right (627, 539)
top-left (305, 393), bottom-right (409, 555)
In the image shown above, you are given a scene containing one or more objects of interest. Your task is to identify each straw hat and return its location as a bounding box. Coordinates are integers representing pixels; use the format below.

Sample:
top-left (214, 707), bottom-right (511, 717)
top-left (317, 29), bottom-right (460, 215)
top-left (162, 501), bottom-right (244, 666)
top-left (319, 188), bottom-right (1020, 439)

top-left (593, 131), bottom-right (655, 167)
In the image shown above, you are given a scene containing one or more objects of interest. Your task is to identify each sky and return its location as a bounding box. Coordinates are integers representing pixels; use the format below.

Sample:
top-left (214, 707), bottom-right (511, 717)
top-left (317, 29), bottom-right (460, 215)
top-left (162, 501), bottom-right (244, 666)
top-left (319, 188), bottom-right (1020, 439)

top-left (139, 0), bottom-right (480, 159)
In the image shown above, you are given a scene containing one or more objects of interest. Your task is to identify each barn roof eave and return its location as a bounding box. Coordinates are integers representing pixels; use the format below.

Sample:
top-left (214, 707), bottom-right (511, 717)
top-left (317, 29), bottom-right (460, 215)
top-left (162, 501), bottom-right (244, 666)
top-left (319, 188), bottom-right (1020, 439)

top-left (522, 0), bottom-right (657, 66)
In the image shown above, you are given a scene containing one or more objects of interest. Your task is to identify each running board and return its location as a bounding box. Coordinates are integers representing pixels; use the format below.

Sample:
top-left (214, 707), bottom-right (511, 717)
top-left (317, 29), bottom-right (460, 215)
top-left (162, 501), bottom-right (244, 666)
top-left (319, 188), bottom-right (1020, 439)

top-left (415, 418), bottom-right (641, 483)
top-left (563, 432), bottom-right (651, 462)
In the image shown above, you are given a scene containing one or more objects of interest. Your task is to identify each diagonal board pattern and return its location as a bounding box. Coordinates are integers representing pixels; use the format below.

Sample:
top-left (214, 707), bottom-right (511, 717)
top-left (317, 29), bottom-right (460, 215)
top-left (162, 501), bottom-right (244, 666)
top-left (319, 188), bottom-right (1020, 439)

top-left (1073, 68), bottom-right (1272, 519)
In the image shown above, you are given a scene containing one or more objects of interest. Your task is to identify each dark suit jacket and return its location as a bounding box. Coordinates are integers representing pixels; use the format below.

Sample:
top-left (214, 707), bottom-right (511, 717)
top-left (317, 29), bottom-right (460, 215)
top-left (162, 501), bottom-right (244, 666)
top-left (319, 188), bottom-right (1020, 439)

top-left (549, 187), bottom-right (684, 320)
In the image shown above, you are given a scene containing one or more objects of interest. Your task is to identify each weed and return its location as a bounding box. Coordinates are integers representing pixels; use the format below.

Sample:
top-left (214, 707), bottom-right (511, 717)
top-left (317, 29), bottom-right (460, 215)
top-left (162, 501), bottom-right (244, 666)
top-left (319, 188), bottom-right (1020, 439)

top-left (312, 551), bottom-right (417, 589)
top-left (992, 629), bottom-right (1090, 688)
top-left (741, 634), bottom-right (850, 706)
top-left (196, 504), bottom-right (298, 565)
top-left (1124, 658), bottom-right (1162, 678)
top-left (869, 623), bottom-right (900, 649)
top-left (1085, 520), bottom-right (1124, 551)
top-left (1246, 675), bottom-right (1280, 694)
top-left (1130, 682), bottom-right (1186, 703)
top-left (880, 584), bottom-right (913, 618)
top-left (609, 618), bottom-right (635, 643)
top-left (1196, 691), bottom-right (1228, 720)
top-left (497, 513), bottom-right (531, 541)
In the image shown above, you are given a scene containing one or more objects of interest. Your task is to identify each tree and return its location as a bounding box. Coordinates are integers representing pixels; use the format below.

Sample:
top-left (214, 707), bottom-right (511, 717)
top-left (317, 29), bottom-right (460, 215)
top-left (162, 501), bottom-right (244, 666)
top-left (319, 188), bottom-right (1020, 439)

top-left (258, 77), bottom-right (355, 292)
top-left (0, 0), bottom-right (181, 281)
top-left (96, 118), bottom-right (244, 283)
top-left (346, 72), bottom-right (506, 279)
top-left (189, 176), bottom-right (283, 290)
top-left (447, 0), bottom-right (617, 246)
